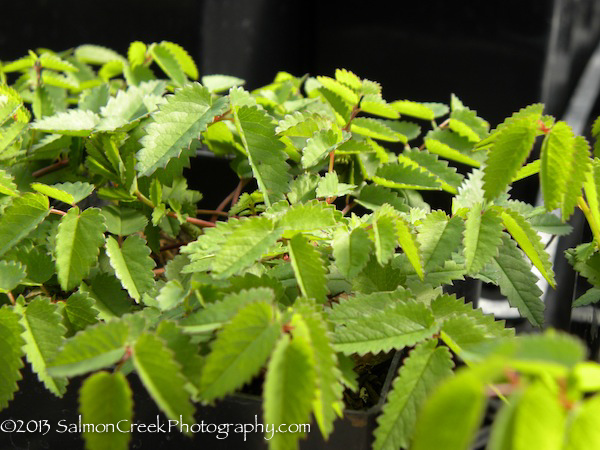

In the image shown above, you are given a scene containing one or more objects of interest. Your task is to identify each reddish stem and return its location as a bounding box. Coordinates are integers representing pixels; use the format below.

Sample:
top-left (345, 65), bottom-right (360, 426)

top-left (196, 209), bottom-right (228, 217)
top-left (32, 159), bottom-right (70, 178)
top-left (49, 208), bottom-right (67, 216)
top-left (7, 291), bottom-right (15, 305)
top-left (153, 267), bottom-right (165, 277)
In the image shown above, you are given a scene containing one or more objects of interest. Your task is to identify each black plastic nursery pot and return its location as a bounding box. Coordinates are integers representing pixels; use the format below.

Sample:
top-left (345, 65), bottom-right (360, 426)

top-left (0, 353), bottom-right (401, 449)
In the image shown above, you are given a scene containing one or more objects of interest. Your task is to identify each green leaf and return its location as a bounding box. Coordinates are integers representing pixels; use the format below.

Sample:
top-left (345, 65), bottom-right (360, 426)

top-left (105, 235), bottom-right (155, 302)
top-left (512, 381), bottom-right (565, 450)
top-left (0, 306), bottom-right (24, 410)
top-left (202, 75), bottom-right (245, 93)
top-left (500, 207), bottom-right (556, 288)
top-left (79, 371), bottom-right (132, 450)
top-left (399, 148), bottom-right (463, 193)
top-left (33, 85), bottom-right (56, 120)
top-left (361, 95), bottom-right (400, 119)
top-left (75, 45), bottom-right (125, 65)
top-left (292, 306), bottom-right (344, 438)
top-left (417, 211), bottom-right (465, 272)
top-left (396, 215), bottom-right (424, 280)
top-left (482, 234), bottom-right (544, 326)
top-left (333, 227), bottom-right (373, 279)
top-left (288, 233), bottom-right (328, 303)
top-left (212, 216), bottom-right (282, 278)
top-left (541, 122), bottom-right (591, 220)
top-left (160, 41), bottom-right (198, 80)
top-left (584, 158), bottom-right (600, 235)
top-left (199, 301), bottom-right (281, 402)
top-left (31, 182), bottom-right (75, 204)
top-left (371, 211), bottom-right (398, 265)
top-left (64, 292), bottom-right (98, 333)
top-left (0, 261), bottom-right (26, 293)
top-left (411, 371), bottom-right (486, 450)
top-left (17, 297), bottom-right (67, 396)
top-left (52, 181), bottom-right (95, 204)
top-left (232, 105), bottom-right (291, 206)
top-left (317, 75), bottom-right (359, 105)
top-left (47, 320), bottom-right (129, 377)
top-left (373, 339), bottom-right (453, 450)
top-left (127, 41), bottom-right (147, 67)
top-left (464, 204), bottom-right (503, 274)
top-left (277, 200), bottom-right (338, 236)
top-left (352, 255), bottom-right (402, 294)
top-left (136, 83), bottom-right (229, 176)
top-left (264, 334), bottom-right (315, 450)
top-left (0, 192), bottom-right (49, 257)
top-left (31, 109), bottom-right (101, 136)
top-left (84, 273), bottom-right (134, 320)
top-left (424, 129), bottom-right (481, 167)
top-left (80, 84), bottom-right (110, 113)
top-left (373, 162), bottom-right (442, 190)
top-left (55, 207), bottom-right (106, 291)
top-left (355, 184), bottom-right (408, 212)
top-left (0, 168), bottom-right (18, 196)
top-left (390, 100), bottom-right (435, 121)
top-left (448, 108), bottom-right (489, 142)
top-left (332, 300), bottom-right (439, 355)
top-left (351, 117), bottom-right (404, 142)
top-left (180, 287), bottom-right (273, 333)
top-left (133, 333), bottom-right (195, 426)
top-left (483, 118), bottom-right (537, 201)
top-left (573, 287), bottom-right (600, 308)
top-left (513, 159), bottom-right (540, 182)
top-left (328, 289), bottom-right (411, 322)
top-left (301, 127), bottom-right (345, 168)
top-left (101, 205), bottom-right (148, 236)
top-left (149, 42), bottom-right (186, 87)
top-left (334, 68), bottom-right (362, 91)
top-left (564, 394), bottom-right (600, 450)
top-left (316, 171), bottom-right (356, 197)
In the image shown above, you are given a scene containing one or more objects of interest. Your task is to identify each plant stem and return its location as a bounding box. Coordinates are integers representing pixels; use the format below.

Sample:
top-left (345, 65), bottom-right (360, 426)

top-left (578, 196), bottom-right (600, 248)
top-left (135, 190), bottom-right (215, 227)
top-left (32, 159), bottom-right (69, 178)
top-left (49, 208), bottom-right (67, 216)
top-left (211, 178), bottom-right (248, 222)
top-left (153, 267), bottom-right (165, 277)
top-left (341, 202), bottom-right (356, 215)
top-left (7, 291), bottom-right (15, 305)
top-left (197, 209), bottom-right (228, 217)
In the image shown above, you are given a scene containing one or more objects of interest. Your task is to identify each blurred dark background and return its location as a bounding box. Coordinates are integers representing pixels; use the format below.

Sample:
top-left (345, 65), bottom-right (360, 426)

top-left (2, 0), bottom-right (600, 125)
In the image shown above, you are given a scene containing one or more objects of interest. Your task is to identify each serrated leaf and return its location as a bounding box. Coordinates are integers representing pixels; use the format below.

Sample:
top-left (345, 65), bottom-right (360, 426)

top-left (396, 215), bottom-right (424, 280)
top-left (199, 301), bottom-right (281, 402)
top-left (288, 233), bottom-right (328, 303)
top-left (0, 307), bottom-right (24, 410)
top-left (448, 108), bottom-right (489, 142)
top-left (351, 117), bottom-right (403, 142)
top-left (0, 192), bottom-right (49, 257)
top-left (513, 159), bottom-right (540, 182)
top-left (390, 100), bottom-right (435, 121)
top-left (31, 182), bottom-right (75, 204)
top-left (264, 333), bottom-right (314, 450)
top-left (399, 148), bottom-right (463, 193)
top-left (75, 45), bottom-right (125, 65)
top-left (31, 109), bottom-right (101, 136)
top-left (573, 287), bottom-right (600, 308)
top-left (202, 75), bottom-right (245, 93)
top-left (464, 204), bottom-right (503, 274)
top-left (361, 95), bottom-right (400, 119)
top-left (0, 168), bottom-right (18, 196)
top-left (0, 261), bottom-right (26, 293)
top-left (483, 234), bottom-right (544, 326)
top-left (328, 290), bottom-right (411, 322)
top-left (64, 292), bottom-right (98, 333)
top-left (133, 333), bottom-right (195, 426)
top-left (79, 84), bottom-right (110, 113)
top-left (374, 162), bottom-right (442, 190)
top-left (160, 41), bottom-right (198, 80)
top-left (483, 118), bottom-right (537, 201)
top-left (180, 287), bottom-right (274, 333)
top-left (417, 211), bottom-right (465, 271)
top-left (500, 207), bottom-right (555, 288)
top-left (17, 297), bottom-right (67, 396)
top-left (301, 127), bottom-right (345, 168)
top-left (79, 371), bottom-right (132, 450)
top-left (33, 85), bottom-right (56, 120)
top-left (55, 207), bottom-right (106, 291)
top-left (584, 159), bottom-right (600, 239)
top-left (333, 227), bottom-right (373, 279)
top-left (334, 68), bottom-right (362, 90)
top-left (564, 394), bottom-right (600, 450)
top-left (149, 42), bottom-right (186, 87)
top-left (127, 41), bottom-right (147, 67)
top-left (479, 103), bottom-right (544, 149)
top-left (233, 105), bottom-right (291, 206)
top-left (371, 212), bottom-right (398, 265)
top-left (332, 300), bottom-right (439, 355)
top-left (373, 339), bottom-right (453, 450)
top-left (425, 129), bottom-right (481, 167)
top-left (317, 75), bottom-right (359, 105)
top-left (84, 273), bottom-right (134, 320)
top-left (136, 83), bottom-right (229, 176)
top-left (352, 255), bottom-right (402, 293)
top-left (212, 216), bottom-right (282, 278)
top-left (277, 200), bottom-right (338, 235)
top-left (411, 370), bottom-right (485, 450)
top-left (355, 184), bottom-right (408, 212)
top-left (47, 320), bottom-right (129, 377)
top-left (101, 205), bottom-right (148, 236)
top-left (315, 171), bottom-right (356, 198)
top-left (105, 235), bottom-right (155, 302)
top-left (41, 71), bottom-right (79, 90)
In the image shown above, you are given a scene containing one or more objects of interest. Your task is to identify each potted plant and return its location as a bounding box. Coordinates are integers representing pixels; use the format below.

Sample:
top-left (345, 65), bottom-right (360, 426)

top-left (0, 40), bottom-right (595, 450)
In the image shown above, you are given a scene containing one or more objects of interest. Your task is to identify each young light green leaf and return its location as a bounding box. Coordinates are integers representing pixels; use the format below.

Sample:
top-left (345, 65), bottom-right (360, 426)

top-left (316, 75), bottom-right (359, 105)
top-left (425, 129), bottom-right (481, 167)
top-left (417, 211), bottom-right (465, 272)
top-left (301, 128), bottom-right (345, 168)
top-left (17, 297), bottom-right (67, 396)
top-left (199, 301), bottom-right (281, 402)
top-left (264, 334), bottom-right (315, 450)
top-left (373, 162), bottom-right (442, 190)
top-left (55, 207), bottom-right (106, 291)
top-left (31, 182), bottom-right (75, 204)
top-left (127, 41), bottom-right (147, 67)
top-left (149, 43), bottom-right (186, 87)
top-left (0, 306), bottom-right (24, 410)
top-left (396, 215), bottom-right (424, 280)
top-left (160, 41), bottom-right (199, 80)
top-left (332, 300), bottom-right (439, 355)
top-left (334, 68), bottom-right (362, 91)
top-left (500, 207), bottom-right (556, 288)
top-left (47, 320), bottom-right (129, 377)
top-left (0, 192), bottom-right (49, 257)
top-left (360, 95), bottom-right (400, 119)
top-left (399, 148), bottom-right (463, 193)
top-left (31, 109), bottom-right (101, 136)
top-left (288, 233), bottom-right (328, 303)
top-left (373, 339), bottom-right (453, 450)
top-left (133, 333), bottom-right (195, 427)
top-left (212, 216), bottom-right (282, 278)
top-left (105, 235), bottom-right (155, 302)
top-left (482, 234), bottom-right (544, 326)
top-left (277, 200), bottom-right (338, 235)
top-left (79, 371), bottom-right (133, 450)
top-left (483, 118), bottom-right (537, 201)
top-left (351, 117), bottom-right (403, 142)
top-left (232, 105), bottom-right (291, 206)
top-left (316, 171), bottom-right (356, 198)
top-left (136, 83), bottom-right (229, 176)
top-left (464, 204), bottom-right (503, 274)
top-left (390, 100), bottom-right (435, 121)
top-left (371, 212), bottom-right (398, 265)
top-left (333, 227), bottom-right (373, 279)
top-left (563, 394), bottom-right (600, 450)
top-left (411, 371), bottom-right (485, 450)
top-left (0, 168), bottom-right (18, 196)
top-left (75, 45), bottom-right (125, 65)
top-left (202, 75), bottom-right (245, 93)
